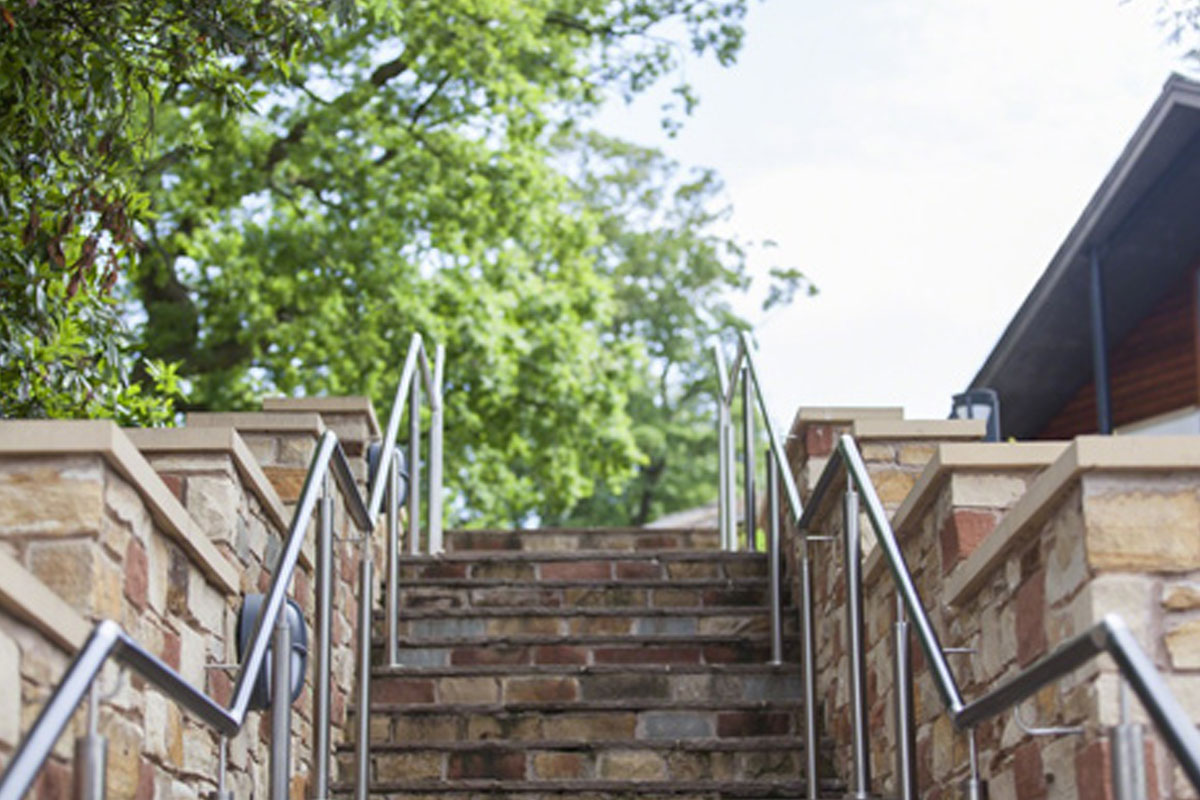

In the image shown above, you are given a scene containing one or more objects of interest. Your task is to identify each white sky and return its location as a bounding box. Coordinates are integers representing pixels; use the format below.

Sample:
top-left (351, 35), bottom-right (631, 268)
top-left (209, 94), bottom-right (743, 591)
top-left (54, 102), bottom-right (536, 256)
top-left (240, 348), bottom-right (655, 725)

top-left (591, 0), bottom-right (1193, 431)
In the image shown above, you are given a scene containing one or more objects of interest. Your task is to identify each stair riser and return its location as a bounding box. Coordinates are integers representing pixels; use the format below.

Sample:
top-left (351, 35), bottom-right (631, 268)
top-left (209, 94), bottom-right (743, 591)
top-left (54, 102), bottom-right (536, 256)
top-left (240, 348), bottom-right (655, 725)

top-left (395, 584), bottom-right (774, 611)
top-left (371, 671), bottom-right (805, 709)
top-left (391, 613), bottom-right (793, 640)
top-left (400, 559), bottom-right (767, 582)
top-left (386, 640), bottom-right (798, 668)
top-left (338, 747), bottom-right (800, 784)
top-left (446, 529), bottom-right (721, 553)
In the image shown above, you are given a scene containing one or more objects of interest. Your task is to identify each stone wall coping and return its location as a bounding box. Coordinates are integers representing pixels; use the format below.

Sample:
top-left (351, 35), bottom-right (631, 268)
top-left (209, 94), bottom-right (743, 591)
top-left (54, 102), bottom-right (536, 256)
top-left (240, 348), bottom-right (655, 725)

top-left (0, 420), bottom-right (239, 594)
top-left (184, 411), bottom-right (325, 436)
top-left (0, 546), bottom-right (89, 652)
top-left (124, 426), bottom-right (290, 534)
top-left (891, 441), bottom-right (1069, 536)
top-left (862, 441), bottom-right (1068, 586)
top-left (850, 418), bottom-right (987, 440)
top-left (790, 406), bottom-right (905, 427)
top-left (261, 396), bottom-right (381, 437)
top-left (946, 435), bottom-right (1200, 607)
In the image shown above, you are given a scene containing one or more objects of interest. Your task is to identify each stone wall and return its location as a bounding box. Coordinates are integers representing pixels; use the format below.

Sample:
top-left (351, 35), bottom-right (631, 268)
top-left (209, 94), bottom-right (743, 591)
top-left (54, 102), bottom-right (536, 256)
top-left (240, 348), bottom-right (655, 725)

top-left (0, 398), bottom-right (383, 799)
top-left (785, 422), bottom-right (1200, 800)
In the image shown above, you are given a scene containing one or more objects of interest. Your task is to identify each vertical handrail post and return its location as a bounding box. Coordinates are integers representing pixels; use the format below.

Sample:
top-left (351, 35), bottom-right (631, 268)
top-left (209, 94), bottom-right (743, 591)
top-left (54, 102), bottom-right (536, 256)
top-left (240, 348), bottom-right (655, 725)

top-left (1112, 678), bottom-right (1148, 800)
top-left (767, 449), bottom-right (783, 666)
top-left (717, 399), bottom-right (732, 551)
top-left (73, 683), bottom-right (105, 800)
top-left (407, 375), bottom-right (421, 554)
top-left (312, 479), bottom-right (334, 799)
top-left (843, 484), bottom-right (870, 798)
top-left (741, 364), bottom-right (756, 551)
top-left (353, 551), bottom-right (373, 800)
top-left (893, 592), bottom-right (917, 800)
top-left (428, 344), bottom-right (445, 554)
top-left (216, 736), bottom-right (233, 800)
top-left (269, 610), bottom-right (292, 800)
top-left (799, 534), bottom-right (819, 800)
top-left (385, 455), bottom-right (400, 668)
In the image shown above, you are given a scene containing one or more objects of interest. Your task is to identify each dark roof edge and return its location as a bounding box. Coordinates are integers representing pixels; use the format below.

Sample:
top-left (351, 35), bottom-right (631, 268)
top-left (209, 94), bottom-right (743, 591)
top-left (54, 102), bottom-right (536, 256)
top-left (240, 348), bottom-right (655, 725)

top-left (970, 73), bottom-right (1200, 391)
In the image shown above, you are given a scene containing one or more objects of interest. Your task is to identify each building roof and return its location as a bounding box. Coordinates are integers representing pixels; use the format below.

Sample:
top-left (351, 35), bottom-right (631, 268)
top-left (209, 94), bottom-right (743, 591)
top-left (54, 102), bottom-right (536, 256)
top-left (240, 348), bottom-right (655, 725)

top-left (969, 74), bottom-right (1200, 438)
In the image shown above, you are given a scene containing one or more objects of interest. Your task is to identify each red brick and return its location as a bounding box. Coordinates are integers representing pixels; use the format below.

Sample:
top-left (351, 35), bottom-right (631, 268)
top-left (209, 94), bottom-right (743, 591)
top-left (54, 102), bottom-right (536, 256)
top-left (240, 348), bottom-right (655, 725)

top-left (534, 645), bottom-right (587, 665)
top-left (161, 629), bottom-right (181, 671)
top-left (805, 424), bottom-right (834, 457)
top-left (541, 561), bottom-right (611, 580)
top-left (159, 473), bottom-right (185, 503)
top-left (634, 534), bottom-right (677, 550)
top-left (1013, 740), bottom-right (1047, 800)
top-left (616, 561), bottom-right (661, 579)
top-left (593, 646), bottom-right (700, 665)
top-left (448, 750), bottom-right (525, 779)
top-left (209, 666), bottom-right (233, 706)
top-left (374, 678), bottom-right (435, 704)
top-left (452, 647), bottom-right (529, 666)
top-left (135, 759), bottom-right (154, 800)
top-left (124, 538), bottom-right (148, 610)
top-left (939, 509), bottom-right (998, 574)
top-left (1015, 569), bottom-right (1047, 667)
top-left (716, 711), bottom-right (790, 737)
top-left (331, 685), bottom-right (346, 725)
top-left (422, 562), bottom-right (469, 579)
top-left (36, 759), bottom-right (71, 800)
top-left (1075, 739), bottom-right (1112, 800)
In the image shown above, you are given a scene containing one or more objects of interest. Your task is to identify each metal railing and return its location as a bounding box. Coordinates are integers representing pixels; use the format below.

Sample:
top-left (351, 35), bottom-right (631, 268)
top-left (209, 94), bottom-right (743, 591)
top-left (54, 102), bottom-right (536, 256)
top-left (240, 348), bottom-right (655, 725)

top-left (714, 332), bottom-right (1200, 800)
top-left (0, 332), bottom-right (446, 800)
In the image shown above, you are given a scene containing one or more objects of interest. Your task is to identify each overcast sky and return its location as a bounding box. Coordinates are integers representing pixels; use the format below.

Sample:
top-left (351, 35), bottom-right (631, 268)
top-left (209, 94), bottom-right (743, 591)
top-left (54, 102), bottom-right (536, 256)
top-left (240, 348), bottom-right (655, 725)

top-left (591, 0), bottom-right (1192, 432)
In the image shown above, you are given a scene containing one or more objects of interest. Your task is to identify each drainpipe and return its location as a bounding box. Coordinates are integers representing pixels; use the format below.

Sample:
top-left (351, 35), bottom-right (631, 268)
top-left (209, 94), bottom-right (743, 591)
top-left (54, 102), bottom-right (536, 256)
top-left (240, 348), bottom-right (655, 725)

top-left (1089, 246), bottom-right (1113, 434)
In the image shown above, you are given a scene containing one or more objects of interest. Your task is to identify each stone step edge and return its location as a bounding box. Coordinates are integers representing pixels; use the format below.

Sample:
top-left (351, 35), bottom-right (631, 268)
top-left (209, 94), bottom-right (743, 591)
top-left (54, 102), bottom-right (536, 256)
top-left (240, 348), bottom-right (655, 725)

top-left (337, 736), bottom-right (806, 755)
top-left (401, 550), bottom-right (767, 563)
top-left (384, 633), bottom-right (798, 648)
top-left (395, 577), bottom-right (769, 589)
top-left (382, 605), bottom-right (787, 620)
top-left (446, 527), bottom-right (717, 536)
top-left (357, 699), bottom-right (805, 715)
top-left (372, 663), bottom-right (804, 678)
top-left (330, 779), bottom-right (837, 796)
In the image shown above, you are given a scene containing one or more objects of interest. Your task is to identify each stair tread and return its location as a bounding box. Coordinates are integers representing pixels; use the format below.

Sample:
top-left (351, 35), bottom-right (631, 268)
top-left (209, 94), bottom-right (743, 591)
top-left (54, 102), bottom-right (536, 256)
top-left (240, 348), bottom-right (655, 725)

top-left (373, 663), bottom-right (803, 678)
top-left (339, 736), bottom-right (807, 754)
top-left (387, 632), bottom-right (795, 647)
top-left (331, 778), bottom-right (838, 795)
top-left (386, 605), bottom-right (785, 619)
top-left (362, 699), bottom-right (805, 713)
top-left (401, 550), bottom-right (766, 563)
top-left (396, 577), bottom-right (768, 588)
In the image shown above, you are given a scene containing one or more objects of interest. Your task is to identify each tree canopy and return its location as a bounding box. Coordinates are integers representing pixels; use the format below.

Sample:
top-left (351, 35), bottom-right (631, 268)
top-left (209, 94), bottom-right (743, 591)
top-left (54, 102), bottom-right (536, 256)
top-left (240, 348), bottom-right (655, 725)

top-left (0, 0), bottom-right (814, 526)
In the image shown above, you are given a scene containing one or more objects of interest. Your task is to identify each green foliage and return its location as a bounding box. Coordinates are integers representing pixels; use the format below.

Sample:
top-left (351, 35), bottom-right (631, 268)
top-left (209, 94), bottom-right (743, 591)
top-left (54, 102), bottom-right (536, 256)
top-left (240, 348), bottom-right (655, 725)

top-left (549, 132), bottom-right (813, 527)
top-left (0, 0), bottom-right (320, 424)
top-left (128, 1), bottom-right (751, 524)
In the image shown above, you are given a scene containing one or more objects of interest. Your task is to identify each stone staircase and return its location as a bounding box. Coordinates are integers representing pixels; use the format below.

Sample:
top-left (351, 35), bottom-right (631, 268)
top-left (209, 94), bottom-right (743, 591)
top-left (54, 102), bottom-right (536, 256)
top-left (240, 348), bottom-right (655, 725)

top-left (337, 527), bottom-right (835, 798)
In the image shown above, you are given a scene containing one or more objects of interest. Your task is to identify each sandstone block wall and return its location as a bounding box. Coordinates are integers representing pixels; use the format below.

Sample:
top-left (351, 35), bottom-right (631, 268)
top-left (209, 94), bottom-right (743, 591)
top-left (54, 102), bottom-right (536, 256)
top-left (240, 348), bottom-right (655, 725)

top-left (0, 397), bottom-right (383, 799)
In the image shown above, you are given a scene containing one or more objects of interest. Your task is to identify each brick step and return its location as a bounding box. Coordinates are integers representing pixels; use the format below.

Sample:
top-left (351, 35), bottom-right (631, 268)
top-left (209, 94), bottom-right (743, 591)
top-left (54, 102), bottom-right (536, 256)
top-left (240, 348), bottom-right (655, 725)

top-left (363, 702), bottom-right (807, 743)
top-left (331, 778), bottom-right (836, 799)
top-left (393, 578), bottom-right (775, 610)
top-left (444, 527), bottom-right (720, 553)
top-left (383, 633), bottom-right (799, 667)
top-left (368, 666), bottom-right (804, 711)
top-left (400, 551), bottom-right (766, 582)
top-left (335, 738), bottom-right (805, 785)
top-left (384, 606), bottom-right (795, 641)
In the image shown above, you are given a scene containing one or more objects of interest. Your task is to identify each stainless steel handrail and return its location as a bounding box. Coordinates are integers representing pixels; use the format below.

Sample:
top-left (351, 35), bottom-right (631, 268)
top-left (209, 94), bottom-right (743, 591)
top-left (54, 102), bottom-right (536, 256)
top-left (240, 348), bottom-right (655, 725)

top-left (0, 330), bottom-right (448, 800)
top-left (367, 332), bottom-right (445, 554)
top-left (798, 432), bottom-right (1200, 795)
top-left (0, 431), bottom-right (369, 800)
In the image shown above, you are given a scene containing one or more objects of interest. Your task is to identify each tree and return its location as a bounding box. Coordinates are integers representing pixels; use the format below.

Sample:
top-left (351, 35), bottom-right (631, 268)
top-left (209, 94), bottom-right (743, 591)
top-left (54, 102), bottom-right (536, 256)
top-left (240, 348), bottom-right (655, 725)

top-left (123, 1), bottom-right (752, 524)
top-left (0, 0), bottom-right (319, 422)
top-left (548, 132), bottom-right (813, 526)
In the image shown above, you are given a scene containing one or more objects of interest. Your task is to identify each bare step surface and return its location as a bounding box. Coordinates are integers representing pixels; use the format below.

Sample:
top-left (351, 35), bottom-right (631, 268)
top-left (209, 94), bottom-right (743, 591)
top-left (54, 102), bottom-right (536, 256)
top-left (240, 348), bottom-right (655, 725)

top-left (358, 528), bottom-right (822, 798)
top-left (444, 527), bottom-right (721, 553)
